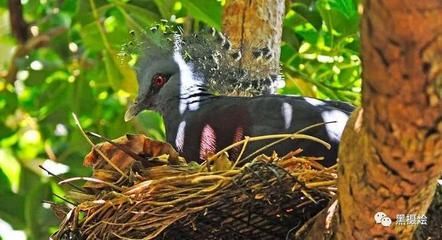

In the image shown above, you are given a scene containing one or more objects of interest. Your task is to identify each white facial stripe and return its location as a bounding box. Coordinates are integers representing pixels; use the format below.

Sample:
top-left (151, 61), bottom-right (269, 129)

top-left (304, 97), bottom-right (325, 106)
top-left (175, 121), bottom-right (186, 152)
top-left (281, 102), bottom-right (293, 129)
top-left (321, 110), bottom-right (349, 141)
top-left (173, 49), bottom-right (201, 114)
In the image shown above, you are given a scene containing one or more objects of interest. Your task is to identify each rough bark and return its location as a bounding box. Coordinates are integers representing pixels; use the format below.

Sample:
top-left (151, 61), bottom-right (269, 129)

top-left (222, 0), bottom-right (285, 88)
top-left (336, 0), bottom-right (442, 239)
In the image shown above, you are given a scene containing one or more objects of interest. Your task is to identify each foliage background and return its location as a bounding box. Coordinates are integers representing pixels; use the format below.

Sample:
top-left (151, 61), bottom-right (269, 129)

top-left (0, 0), bottom-right (360, 239)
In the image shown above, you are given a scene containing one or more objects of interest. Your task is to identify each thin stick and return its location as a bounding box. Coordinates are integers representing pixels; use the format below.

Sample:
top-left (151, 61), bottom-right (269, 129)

top-left (71, 113), bottom-right (127, 178)
top-left (294, 121), bottom-right (336, 135)
top-left (39, 165), bottom-right (88, 193)
top-left (245, 122), bottom-right (335, 161)
top-left (86, 131), bottom-right (145, 162)
top-left (233, 121), bottom-right (335, 164)
top-left (239, 137), bottom-right (288, 164)
top-left (59, 177), bottom-right (123, 191)
top-left (305, 180), bottom-right (336, 188)
top-left (209, 133), bottom-right (330, 162)
top-left (51, 194), bottom-right (77, 206)
top-left (231, 136), bottom-right (250, 169)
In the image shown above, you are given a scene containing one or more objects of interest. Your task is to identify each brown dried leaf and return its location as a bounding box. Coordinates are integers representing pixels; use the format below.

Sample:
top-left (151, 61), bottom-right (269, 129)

top-left (212, 152), bottom-right (233, 171)
top-left (82, 134), bottom-right (182, 191)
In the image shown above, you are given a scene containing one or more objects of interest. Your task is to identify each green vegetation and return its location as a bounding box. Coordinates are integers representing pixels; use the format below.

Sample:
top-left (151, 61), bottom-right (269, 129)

top-left (0, 0), bottom-right (360, 239)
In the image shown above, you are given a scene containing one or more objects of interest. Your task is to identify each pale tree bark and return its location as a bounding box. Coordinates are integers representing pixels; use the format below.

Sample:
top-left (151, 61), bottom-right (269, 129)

top-left (222, 0), bottom-right (285, 92)
top-left (336, 0), bottom-right (442, 239)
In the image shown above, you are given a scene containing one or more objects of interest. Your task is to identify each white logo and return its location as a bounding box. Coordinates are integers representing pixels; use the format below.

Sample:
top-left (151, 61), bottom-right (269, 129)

top-left (375, 212), bottom-right (428, 227)
top-left (374, 212), bottom-right (392, 227)
top-left (374, 212), bottom-right (386, 224)
top-left (381, 216), bottom-right (392, 227)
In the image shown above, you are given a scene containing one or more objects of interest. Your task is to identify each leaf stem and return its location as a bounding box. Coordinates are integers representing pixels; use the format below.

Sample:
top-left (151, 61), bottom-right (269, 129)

top-left (88, 0), bottom-right (112, 52)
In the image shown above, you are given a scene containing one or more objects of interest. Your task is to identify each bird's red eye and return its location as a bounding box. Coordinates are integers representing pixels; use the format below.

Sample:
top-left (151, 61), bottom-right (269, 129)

top-left (152, 73), bottom-right (167, 87)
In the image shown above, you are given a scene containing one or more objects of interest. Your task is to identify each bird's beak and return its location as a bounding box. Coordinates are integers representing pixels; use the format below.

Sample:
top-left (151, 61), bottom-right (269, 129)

top-left (124, 101), bottom-right (143, 122)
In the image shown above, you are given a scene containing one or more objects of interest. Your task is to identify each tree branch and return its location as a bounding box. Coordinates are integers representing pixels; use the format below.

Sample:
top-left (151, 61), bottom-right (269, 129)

top-left (2, 26), bottom-right (67, 84)
top-left (8, 0), bottom-right (29, 44)
top-left (222, 0), bottom-right (285, 94)
top-left (334, 0), bottom-right (442, 239)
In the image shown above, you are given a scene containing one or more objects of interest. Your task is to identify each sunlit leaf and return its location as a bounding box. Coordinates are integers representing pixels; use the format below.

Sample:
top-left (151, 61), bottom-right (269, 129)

top-left (153, 0), bottom-right (175, 18)
top-left (295, 25), bottom-right (319, 45)
top-left (291, 2), bottom-right (322, 30)
top-left (80, 22), bottom-right (103, 51)
top-left (327, 0), bottom-right (357, 18)
top-left (0, 149), bottom-right (21, 191)
top-left (103, 50), bottom-right (137, 94)
top-left (117, 2), bottom-right (160, 28)
top-left (316, 0), bottom-right (359, 36)
top-left (181, 0), bottom-right (221, 29)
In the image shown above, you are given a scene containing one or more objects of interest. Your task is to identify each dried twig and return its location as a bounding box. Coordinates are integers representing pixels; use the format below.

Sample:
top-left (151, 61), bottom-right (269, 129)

top-left (39, 165), bottom-right (88, 194)
top-left (52, 129), bottom-right (337, 240)
top-left (72, 113), bottom-right (128, 178)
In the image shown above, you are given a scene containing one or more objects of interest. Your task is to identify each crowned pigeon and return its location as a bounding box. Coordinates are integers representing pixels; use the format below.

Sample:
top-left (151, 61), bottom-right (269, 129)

top-left (124, 28), bottom-right (354, 167)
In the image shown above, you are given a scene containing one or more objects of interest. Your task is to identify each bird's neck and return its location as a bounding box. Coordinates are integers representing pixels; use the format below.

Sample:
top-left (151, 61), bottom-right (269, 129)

top-left (160, 49), bottom-right (220, 145)
top-left (163, 50), bottom-right (215, 114)
top-left (160, 79), bottom-right (214, 145)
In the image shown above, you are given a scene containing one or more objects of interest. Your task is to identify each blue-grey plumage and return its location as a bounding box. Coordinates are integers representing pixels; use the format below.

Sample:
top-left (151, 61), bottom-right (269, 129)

top-left (125, 28), bottom-right (355, 167)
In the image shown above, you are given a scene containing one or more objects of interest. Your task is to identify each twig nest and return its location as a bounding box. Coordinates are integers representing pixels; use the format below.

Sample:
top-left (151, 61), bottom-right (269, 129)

top-left (51, 134), bottom-right (337, 240)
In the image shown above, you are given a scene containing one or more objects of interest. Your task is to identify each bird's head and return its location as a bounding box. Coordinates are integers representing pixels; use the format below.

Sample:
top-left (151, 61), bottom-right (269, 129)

top-left (124, 30), bottom-right (202, 121)
top-left (124, 45), bottom-right (178, 121)
top-left (124, 24), bottom-right (281, 121)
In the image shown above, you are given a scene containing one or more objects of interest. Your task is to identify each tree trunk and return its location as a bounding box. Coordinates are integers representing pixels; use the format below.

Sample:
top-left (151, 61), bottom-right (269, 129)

top-left (222, 0), bottom-right (285, 93)
top-left (336, 0), bottom-right (442, 239)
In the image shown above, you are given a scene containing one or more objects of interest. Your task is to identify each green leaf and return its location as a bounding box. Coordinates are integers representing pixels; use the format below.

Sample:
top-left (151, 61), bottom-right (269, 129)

top-left (0, 169), bottom-right (11, 193)
top-left (104, 7), bottom-right (131, 46)
top-left (60, 0), bottom-right (79, 16)
top-left (74, 0), bottom-right (112, 26)
top-left (103, 50), bottom-right (137, 93)
top-left (282, 27), bottom-right (300, 50)
top-left (291, 2), bottom-right (322, 30)
top-left (80, 22), bottom-right (103, 51)
top-left (328, 0), bottom-right (357, 18)
top-left (0, 89), bottom-right (18, 117)
top-left (153, 0), bottom-right (175, 18)
top-left (181, 0), bottom-right (221, 29)
top-left (103, 50), bottom-right (123, 91)
top-left (24, 181), bottom-right (52, 239)
top-left (22, 0), bottom-right (46, 20)
top-left (294, 25), bottom-right (319, 45)
top-left (0, 191), bottom-right (26, 229)
top-left (316, 0), bottom-right (359, 36)
top-left (117, 2), bottom-right (160, 28)
top-left (0, 149), bottom-right (21, 191)
top-left (138, 111), bottom-right (165, 140)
